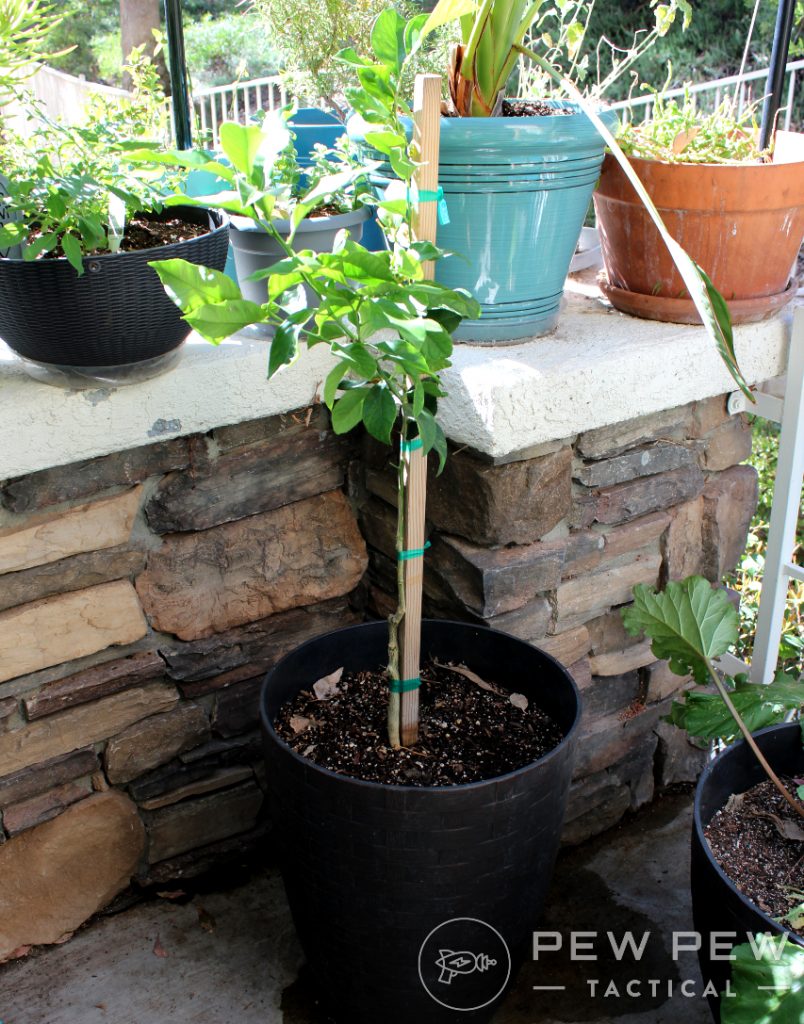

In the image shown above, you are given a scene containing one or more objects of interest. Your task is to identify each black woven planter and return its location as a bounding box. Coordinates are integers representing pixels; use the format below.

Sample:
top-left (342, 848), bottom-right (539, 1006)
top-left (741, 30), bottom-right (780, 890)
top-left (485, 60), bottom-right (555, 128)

top-left (0, 206), bottom-right (228, 368)
top-left (691, 722), bottom-right (804, 1022)
top-left (260, 619), bottom-right (581, 1024)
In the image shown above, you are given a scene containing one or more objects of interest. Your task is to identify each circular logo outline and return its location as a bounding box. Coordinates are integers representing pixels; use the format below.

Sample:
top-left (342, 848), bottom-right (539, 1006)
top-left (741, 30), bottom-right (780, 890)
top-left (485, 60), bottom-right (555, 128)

top-left (417, 916), bottom-right (512, 1012)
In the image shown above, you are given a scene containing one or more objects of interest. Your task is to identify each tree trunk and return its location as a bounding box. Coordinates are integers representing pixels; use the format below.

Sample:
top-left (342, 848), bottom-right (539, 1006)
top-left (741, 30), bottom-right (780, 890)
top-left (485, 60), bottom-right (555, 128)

top-left (120, 0), bottom-right (168, 90)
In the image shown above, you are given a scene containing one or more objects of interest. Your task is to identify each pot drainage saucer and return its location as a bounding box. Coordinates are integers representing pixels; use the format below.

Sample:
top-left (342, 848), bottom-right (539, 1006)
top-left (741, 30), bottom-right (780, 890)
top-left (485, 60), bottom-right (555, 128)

top-left (599, 275), bottom-right (800, 325)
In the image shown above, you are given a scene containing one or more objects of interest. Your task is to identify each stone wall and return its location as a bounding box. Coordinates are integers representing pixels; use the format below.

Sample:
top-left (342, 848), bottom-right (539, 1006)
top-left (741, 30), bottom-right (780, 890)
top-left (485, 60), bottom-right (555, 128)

top-left (0, 407), bottom-right (367, 960)
top-left (357, 394), bottom-right (757, 845)
top-left (0, 393), bottom-right (757, 960)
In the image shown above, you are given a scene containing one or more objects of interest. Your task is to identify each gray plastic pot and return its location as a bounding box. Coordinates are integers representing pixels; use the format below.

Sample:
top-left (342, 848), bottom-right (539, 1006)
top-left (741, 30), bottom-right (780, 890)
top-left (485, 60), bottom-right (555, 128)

top-left (229, 206), bottom-right (371, 305)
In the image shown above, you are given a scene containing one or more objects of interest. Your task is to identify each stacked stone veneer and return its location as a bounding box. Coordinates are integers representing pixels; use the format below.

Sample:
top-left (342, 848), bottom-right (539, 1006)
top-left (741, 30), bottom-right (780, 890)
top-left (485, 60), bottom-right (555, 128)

top-left (0, 393), bottom-right (755, 959)
top-left (358, 393), bottom-right (756, 844)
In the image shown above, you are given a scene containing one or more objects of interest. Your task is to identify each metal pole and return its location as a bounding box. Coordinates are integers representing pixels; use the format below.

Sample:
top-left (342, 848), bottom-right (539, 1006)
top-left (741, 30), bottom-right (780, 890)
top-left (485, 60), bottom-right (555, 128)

top-left (163, 0), bottom-right (192, 150)
top-left (759, 0), bottom-right (797, 150)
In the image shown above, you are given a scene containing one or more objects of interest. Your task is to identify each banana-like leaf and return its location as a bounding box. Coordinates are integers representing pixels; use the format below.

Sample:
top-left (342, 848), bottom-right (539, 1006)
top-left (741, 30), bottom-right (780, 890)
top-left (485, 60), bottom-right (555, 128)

top-left (421, 0), bottom-right (477, 38)
top-left (515, 42), bottom-right (753, 400)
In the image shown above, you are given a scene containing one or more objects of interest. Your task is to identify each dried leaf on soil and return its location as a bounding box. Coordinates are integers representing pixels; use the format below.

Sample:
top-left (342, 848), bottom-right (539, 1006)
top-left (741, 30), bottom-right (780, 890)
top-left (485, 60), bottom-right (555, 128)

top-left (432, 660), bottom-right (505, 696)
top-left (510, 693), bottom-right (529, 711)
top-left (313, 667), bottom-right (343, 700)
top-left (289, 715), bottom-right (312, 735)
top-left (752, 811), bottom-right (804, 842)
top-left (152, 934), bottom-right (169, 958)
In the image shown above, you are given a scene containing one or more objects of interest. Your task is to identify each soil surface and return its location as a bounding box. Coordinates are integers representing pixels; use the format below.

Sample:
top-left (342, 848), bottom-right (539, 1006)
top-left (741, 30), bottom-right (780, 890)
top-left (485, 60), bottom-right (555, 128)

top-left (502, 99), bottom-right (573, 117)
top-left (274, 661), bottom-right (564, 786)
top-left (704, 777), bottom-right (804, 938)
top-left (31, 213), bottom-right (210, 259)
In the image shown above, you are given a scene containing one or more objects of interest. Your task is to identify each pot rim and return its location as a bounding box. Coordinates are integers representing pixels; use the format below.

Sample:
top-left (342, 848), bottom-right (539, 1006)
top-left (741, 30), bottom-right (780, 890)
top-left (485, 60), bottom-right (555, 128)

top-left (230, 205), bottom-right (371, 236)
top-left (260, 617), bottom-right (582, 795)
top-left (693, 720), bottom-right (804, 944)
top-left (604, 129), bottom-right (804, 172)
top-left (0, 205), bottom-right (228, 268)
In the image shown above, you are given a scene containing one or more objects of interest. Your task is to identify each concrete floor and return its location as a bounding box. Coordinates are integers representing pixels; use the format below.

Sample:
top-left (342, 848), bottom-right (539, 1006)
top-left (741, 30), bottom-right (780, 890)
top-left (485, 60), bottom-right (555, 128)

top-left (0, 792), bottom-right (710, 1024)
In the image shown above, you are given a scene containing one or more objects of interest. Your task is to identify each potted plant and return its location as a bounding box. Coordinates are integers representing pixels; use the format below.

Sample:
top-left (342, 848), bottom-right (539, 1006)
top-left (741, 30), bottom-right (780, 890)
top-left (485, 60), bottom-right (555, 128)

top-left (150, 44), bottom-right (583, 1022)
top-left (622, 576), bottom-right (804, 1021)
top-left (148, 10), bottom-right (754, 1018)
top-left (344, 0), bottom-right (695, 342)
top-left (594, 88), bottom-right (804, 324)
top-left (0, 47), bottom-right (229, 386)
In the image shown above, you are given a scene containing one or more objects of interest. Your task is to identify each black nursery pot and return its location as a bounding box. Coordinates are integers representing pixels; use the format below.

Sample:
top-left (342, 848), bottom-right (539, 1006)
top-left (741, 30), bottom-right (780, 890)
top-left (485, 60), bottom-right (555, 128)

top-left (691, 721), bottom-right (804, 1022)
top-left (260, 619), bottom-right (581, 1024)
top-left (0, 206), bottom-right (228, 368)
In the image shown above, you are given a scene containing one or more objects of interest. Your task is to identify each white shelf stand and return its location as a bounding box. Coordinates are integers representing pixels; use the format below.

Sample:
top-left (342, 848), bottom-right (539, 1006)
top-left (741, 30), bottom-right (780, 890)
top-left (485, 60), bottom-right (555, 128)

top-left (720, 307), bottom-right (804, 683)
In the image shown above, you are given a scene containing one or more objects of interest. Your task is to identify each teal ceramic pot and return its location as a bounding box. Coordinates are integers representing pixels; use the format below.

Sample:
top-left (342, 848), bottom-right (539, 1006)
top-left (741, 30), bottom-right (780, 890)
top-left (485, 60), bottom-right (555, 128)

top-left (349, 104), bottom-right (618, 342)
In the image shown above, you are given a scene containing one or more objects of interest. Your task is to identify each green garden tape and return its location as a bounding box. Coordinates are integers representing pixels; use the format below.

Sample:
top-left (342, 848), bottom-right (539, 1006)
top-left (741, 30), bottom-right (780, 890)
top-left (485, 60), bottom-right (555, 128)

top-left (408, 186), bottom-right (450, 225)
top-left (390, 676), bottom-right (421, 694)
top-left (400, 437), bottom-right (424, 453)
top-left (398, 541), bottom-right (431, 561)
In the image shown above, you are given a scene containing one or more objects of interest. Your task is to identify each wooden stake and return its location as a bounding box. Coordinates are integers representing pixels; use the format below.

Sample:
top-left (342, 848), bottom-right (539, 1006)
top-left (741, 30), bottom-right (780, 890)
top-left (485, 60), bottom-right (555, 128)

top-left (400, 74), bottom-right (442, 748)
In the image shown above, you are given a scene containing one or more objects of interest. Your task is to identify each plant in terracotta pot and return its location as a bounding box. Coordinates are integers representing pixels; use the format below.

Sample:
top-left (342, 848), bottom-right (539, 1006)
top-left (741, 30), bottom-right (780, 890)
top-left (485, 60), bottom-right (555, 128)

top-left (0, 47), bottom-right (229, 386)
top-left (622, 576), bottom-right (804, 1021)
top-left (345, 0), bottom-right (701, 342)
top-left (594, 87), bottom-right (804, 324)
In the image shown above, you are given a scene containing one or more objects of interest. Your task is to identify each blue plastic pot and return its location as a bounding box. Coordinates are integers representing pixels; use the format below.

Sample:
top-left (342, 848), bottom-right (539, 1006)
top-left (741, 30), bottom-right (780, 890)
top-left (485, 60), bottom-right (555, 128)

top-left (290, 108), bottom-right (386, 253)
top-left (350, 104), bottom-right (618, 342)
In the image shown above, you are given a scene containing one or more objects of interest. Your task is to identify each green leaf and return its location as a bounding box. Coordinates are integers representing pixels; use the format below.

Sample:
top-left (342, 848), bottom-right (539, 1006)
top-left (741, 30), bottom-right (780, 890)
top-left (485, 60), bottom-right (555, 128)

top-left (219, 122), bottom-right (269, 179)
top-left (22, 232), bottom-right (57, 260)
top-left (336, 47), bottom-right (373, 68)
top-left (357, 64), bottom-right (396, 104)
top-left (721, 939), bottom-right (804, 1024)
top-left (60, 233), bottom-right (84, 275)
top-left (416, 409), bottom-right (448, 473)
top-left (404, 13), bottom-right (431, 58)
top-left (667, 676), bottom-right (804, 743)
top-left (184, 299), bottom-right (265, 343)
top-left (0, 221), bottom-right (27, 248)
top-left (362, 384), bottom-right (397, 444)
top-left (331, 387), bottom-right (369, 434)
top-left (336, 342), bottom-right (378, 379)
top-left (364, 130), bottom-right (408, 157)
top-left (268, 322), bottom-right (301, 378)
top-left (421, 0), bottom-right (477, 39)
top-left (798, 784), bottom-right (804, 801)
top-left (370, 8), bottom-right (407, 73)
top-left (323, 361), bottom-right (350, 408)
top-left (622, 577), bottom-right (738, 685)
top-left (149, 259), bottom-right (242, 315)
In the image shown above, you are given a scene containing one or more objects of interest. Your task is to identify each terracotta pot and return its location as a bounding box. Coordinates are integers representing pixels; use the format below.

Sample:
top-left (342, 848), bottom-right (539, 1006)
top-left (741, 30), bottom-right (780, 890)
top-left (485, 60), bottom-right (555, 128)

top-left (593, 130), bottom-right (804, 324)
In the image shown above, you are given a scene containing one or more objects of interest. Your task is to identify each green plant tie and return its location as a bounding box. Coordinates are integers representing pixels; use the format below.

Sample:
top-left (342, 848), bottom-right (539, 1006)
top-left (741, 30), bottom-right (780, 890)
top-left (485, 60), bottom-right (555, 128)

top-left (400, 437), bottom-right (424, 453)
top-left (408, 186), bottom-right (450, 225)
top-left (398, 541), bottom-right (431, 561)
top-left (390, 676), bottom-right (421, 694)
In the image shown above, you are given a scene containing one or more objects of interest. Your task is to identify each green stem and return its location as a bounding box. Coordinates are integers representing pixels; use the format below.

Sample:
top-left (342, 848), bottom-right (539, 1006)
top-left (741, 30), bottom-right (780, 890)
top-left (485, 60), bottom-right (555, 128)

top-left (705, 662), bottom-right (804, 819)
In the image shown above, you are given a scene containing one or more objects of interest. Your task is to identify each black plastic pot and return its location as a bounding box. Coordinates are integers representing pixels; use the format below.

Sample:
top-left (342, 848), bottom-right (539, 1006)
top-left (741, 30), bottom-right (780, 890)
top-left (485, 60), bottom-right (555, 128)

top-left (260, 619), bottom-right (581, 1024)
top-left (0, 206), bottom-right (228, 368)
top-left (229, 206), bottom-right (370, 305)
top-left (691, 721), bottom-right (804, 1021)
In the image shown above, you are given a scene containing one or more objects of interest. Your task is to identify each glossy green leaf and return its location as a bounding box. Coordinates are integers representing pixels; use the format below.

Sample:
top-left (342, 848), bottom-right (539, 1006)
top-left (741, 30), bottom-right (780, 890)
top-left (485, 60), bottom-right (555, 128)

top-left (149, 258), bottom-right (242, 314)
top-left (0, 221), bottom-right (27, 247)
top-left (331, 387), bottom-right (369, 434)
top-left (364, 130), bottom-right (408, 156)
top-left (370, 8), bottom-right (407, 72)
top-left (720, 939), bottom-right (804, 1024)
top-left (268, 322), bottom-right (301, 377)
top-left (218, 122), bottom-right (269, 178)
top-left (404, 12), bottom-right (431, 57)
top-left (184, 299), bottom-right (265, 343)
top-left (323, 360), bottom-right (351, 408)
top-left (362, 384), bottom-right (397, 444)
top-left (416, 409), bottom-right (448, 473)
top-left (621, 576), bottom-right (738, 685)
top-left (22, 231), bottom-right (57, 260)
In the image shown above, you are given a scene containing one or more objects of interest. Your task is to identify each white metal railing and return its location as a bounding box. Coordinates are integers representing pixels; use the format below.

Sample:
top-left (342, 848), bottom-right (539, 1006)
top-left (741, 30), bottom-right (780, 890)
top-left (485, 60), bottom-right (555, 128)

top-left (191, 75), bottom-right (291, 144)
top-left (609, 58), bottom-right (804, 131)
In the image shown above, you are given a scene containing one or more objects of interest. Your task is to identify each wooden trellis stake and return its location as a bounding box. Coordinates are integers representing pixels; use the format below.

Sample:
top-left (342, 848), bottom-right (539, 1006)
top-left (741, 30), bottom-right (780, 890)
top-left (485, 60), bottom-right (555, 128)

top-left (399, 74), bottom-right (442, 748)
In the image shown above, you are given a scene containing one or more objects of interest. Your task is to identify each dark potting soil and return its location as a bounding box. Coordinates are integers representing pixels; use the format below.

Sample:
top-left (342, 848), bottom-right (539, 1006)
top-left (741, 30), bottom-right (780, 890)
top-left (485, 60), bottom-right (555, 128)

top-left (31, 213), bottom-right (209, 259)
top-left (274, 662), bottom-right (564, 786)
top-left (502, 99), bottom-right (573, 117)
top-left (704, 777), bottom-right (804, 938)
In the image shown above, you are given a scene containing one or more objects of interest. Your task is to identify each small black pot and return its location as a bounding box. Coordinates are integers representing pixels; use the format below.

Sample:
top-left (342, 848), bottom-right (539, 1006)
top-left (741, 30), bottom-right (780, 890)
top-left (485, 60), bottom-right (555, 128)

top-left (260, 619), bottom-right (581, 1024)
top-left (0, 206), bottom-right (228, 368)
top-left (691, 721), bottom-right (804, 1021)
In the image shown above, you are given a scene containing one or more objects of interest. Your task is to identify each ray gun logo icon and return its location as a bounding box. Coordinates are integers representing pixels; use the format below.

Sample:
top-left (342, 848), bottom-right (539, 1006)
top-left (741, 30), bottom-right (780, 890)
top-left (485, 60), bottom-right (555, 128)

top-left (436, 949), bottom-right (498, 985)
